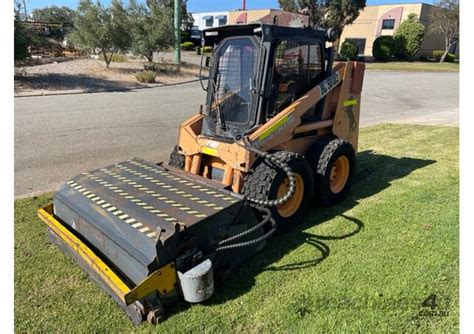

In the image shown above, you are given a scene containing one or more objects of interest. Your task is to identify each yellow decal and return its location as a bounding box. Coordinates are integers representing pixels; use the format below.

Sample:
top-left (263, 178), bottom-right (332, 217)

top-left (343, 99), bottom-right (358, 107)
top-left (202, 147), bottom-right (218, 157)
top-left (259, 116), bottom-right (289, 141)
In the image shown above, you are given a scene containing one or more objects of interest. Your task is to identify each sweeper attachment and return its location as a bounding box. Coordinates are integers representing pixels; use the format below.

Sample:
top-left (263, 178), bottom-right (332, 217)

top-left (38, 23), bottom-right (365, 324)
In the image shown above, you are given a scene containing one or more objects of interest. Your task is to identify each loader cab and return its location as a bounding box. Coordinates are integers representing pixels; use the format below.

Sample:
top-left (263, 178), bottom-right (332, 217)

top-left (200, 23), bottom-right (332, 140)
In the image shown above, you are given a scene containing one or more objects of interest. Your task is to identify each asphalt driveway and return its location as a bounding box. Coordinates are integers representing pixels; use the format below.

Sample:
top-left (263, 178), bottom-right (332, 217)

top-left (14, 71), bottom-right (458, 197)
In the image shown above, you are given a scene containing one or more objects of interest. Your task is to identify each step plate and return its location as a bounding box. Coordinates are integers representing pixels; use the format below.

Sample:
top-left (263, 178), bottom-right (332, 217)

top-left (53, 158), bottom-right (244, 285)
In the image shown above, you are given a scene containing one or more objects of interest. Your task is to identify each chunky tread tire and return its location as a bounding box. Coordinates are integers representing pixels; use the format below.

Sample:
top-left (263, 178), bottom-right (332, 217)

top-left (242, 151), bottom-right (313, 231)
top-left (168, 145), bottom-right (185, 169)
top-left (311, 139), bottom-right (356, 206)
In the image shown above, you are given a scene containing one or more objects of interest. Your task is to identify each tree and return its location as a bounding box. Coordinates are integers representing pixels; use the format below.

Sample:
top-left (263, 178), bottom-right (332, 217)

top-left (31, 6), bottom-right (75, 26)
top-left (129, 0), bottom-right (174, 62)
top-left (147, 0), bottom-right (194, 41)
top-left (394, 13), bottom-right (425, 59)
top-left (14, 2), bottom-right (29, 61)
top-left (70, 0), bottom-right (131, 67)
top-left (31, 6), bottom-right (76, 41)
top-left (278, 0), bottom-right (366, 35)
top-left (179, 1), bottom-right (195, 42)
top-left (429, 0), bottom-right (459, 63)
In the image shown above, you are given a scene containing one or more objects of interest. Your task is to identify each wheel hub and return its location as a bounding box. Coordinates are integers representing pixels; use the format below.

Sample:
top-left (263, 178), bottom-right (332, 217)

top-left (329, 156), bottom-right (350, 194)
top-left (277, 174), bottom-right (304, 218)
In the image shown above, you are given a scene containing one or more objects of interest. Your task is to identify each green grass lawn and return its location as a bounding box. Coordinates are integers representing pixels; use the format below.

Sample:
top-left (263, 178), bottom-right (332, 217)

top-left (364, 61), bottom-right (459, 72)
top-left (14, 124), bottom-right (459, 333)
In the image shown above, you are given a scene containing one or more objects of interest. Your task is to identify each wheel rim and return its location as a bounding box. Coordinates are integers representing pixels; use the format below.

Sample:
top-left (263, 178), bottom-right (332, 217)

top-left (277, 174), bottom-right (304, 218)
top-left (329, 155), bottom-right (350, 194)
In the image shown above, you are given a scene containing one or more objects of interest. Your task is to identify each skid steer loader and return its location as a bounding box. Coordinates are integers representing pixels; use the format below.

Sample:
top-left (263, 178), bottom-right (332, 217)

top-left (38, 23), bottom-right (365, 324)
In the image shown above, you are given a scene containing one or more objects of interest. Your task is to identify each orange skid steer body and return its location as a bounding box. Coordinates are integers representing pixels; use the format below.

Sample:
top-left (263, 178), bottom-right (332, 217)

top-left (38, 23), bottom-right (365, 325)
top-left (178, 61), bottom-right (364, 193)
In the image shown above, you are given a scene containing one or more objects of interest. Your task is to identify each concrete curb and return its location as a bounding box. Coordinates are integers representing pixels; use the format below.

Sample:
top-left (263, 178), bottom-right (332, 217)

top-left (14, 77), bottom-right (207, 98)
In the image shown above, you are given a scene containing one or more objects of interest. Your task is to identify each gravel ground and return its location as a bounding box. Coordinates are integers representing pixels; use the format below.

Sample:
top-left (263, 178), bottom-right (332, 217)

top-left (15, 52), bottom-right (203, 94)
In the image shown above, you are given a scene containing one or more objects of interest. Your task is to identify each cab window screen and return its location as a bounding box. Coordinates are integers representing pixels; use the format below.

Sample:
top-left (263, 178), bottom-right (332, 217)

top-left (270, 40), bottom-right (323, 116)
top-left (212, 38), bottom-right (258, 124)
top-left (308, 44), bottom-right (323, 85)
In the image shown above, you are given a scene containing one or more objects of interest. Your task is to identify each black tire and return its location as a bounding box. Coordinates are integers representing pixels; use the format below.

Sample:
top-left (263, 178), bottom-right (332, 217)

top-left (168, 145), bottom-right (185, 169)
top-left (242, 151), bottom-right (314, 231)
top-left (311, 139), bottom-right (356, 206)
top-left (307, 136), bottom-right (335, 166)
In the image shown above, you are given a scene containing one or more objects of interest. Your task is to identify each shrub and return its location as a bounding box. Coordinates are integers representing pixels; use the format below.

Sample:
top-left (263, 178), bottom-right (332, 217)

top-left (446, 53), bottom-right (456, 62)
top-left (181, 41), bottom-right (195, 51)
top-left (135, 70), bottom-right (156, 83)
top-left (99, 53), bottom-right (128, 63)
top-left (112, 54), bottom-right (128, 62)
top-left (196, 46), bottom-right (212, 55)
top-left (433, 50), bottom-right (455, 62)
top-left (372, 36), bottom-right (395, 61)
top-left (394, 13), bottom-right (425, 59)
top-left (433, 50), bottom-right (443, 61)
top-left (339, 40), bottom-right (359, 61)
top-left (392, 36), bottom-right (406, 60)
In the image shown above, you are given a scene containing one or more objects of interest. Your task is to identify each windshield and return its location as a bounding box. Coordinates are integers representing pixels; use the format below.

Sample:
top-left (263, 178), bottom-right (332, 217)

top-left (210, 37), bottom-right (259, 128)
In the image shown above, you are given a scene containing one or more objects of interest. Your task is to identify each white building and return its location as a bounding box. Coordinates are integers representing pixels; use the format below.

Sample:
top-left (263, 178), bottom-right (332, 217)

top-left (191, 12), bottom-right (229, 31)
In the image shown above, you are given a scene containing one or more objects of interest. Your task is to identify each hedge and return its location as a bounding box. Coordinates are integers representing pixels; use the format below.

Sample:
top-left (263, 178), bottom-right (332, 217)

top-left (340, 40), bottom-right (359, 61)
top-left (372, 36), bottom-right (395, 61)
top-left (181, 41), bottom-right (195, 51)
top-left (135, 70), bottom-right (156, 83)
top-left (433, 50), bottom-right (456, 62)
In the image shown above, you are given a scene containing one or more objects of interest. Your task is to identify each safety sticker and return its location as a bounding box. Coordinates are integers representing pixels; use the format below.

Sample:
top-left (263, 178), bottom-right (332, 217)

top-left (201, 147), bottom-right (218, 157)
top-left (343, 99), bottom-right (358, 107)
top-left (259, 115), bottom-right (289, 142)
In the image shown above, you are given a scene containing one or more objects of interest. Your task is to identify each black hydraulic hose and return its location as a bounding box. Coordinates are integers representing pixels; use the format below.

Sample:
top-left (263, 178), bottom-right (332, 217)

top-left (212, 127), bottom-right (299, 252)
top-left (236, 137), bottom-right (296, 207)
top-left (211, 139), bottom-right (297, 252)
top-left (215, 207), bottom-right (277, 251)
top-left (217, 207), bottom-right (272, 246)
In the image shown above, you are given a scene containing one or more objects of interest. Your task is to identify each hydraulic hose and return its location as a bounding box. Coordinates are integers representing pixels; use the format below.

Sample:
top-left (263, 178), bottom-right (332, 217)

top-left (236, 137), bottom-right (297, 207)
top-left (217, 207), bottom-right (272, 246)
top-left (212, 136), bottom-right (298, 252)
top-left (215, 207), bottom-right (277, 251)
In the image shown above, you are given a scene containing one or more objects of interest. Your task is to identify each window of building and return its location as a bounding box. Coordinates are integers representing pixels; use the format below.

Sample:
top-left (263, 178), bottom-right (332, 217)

top-left (205, 17), bottom-right (214, 27)
top-left (344, 38), bottom-right (366, 56)
top-left (218, 17), bottom-right (227, 26)
top-left (382, 19), bottom-right (395, 30)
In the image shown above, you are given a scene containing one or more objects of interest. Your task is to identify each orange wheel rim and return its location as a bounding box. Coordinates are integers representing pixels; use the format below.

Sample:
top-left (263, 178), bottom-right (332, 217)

top-left (329, 156), bottom-right (350, 194)
top-left (277, 174), bottom-right (304, 218)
